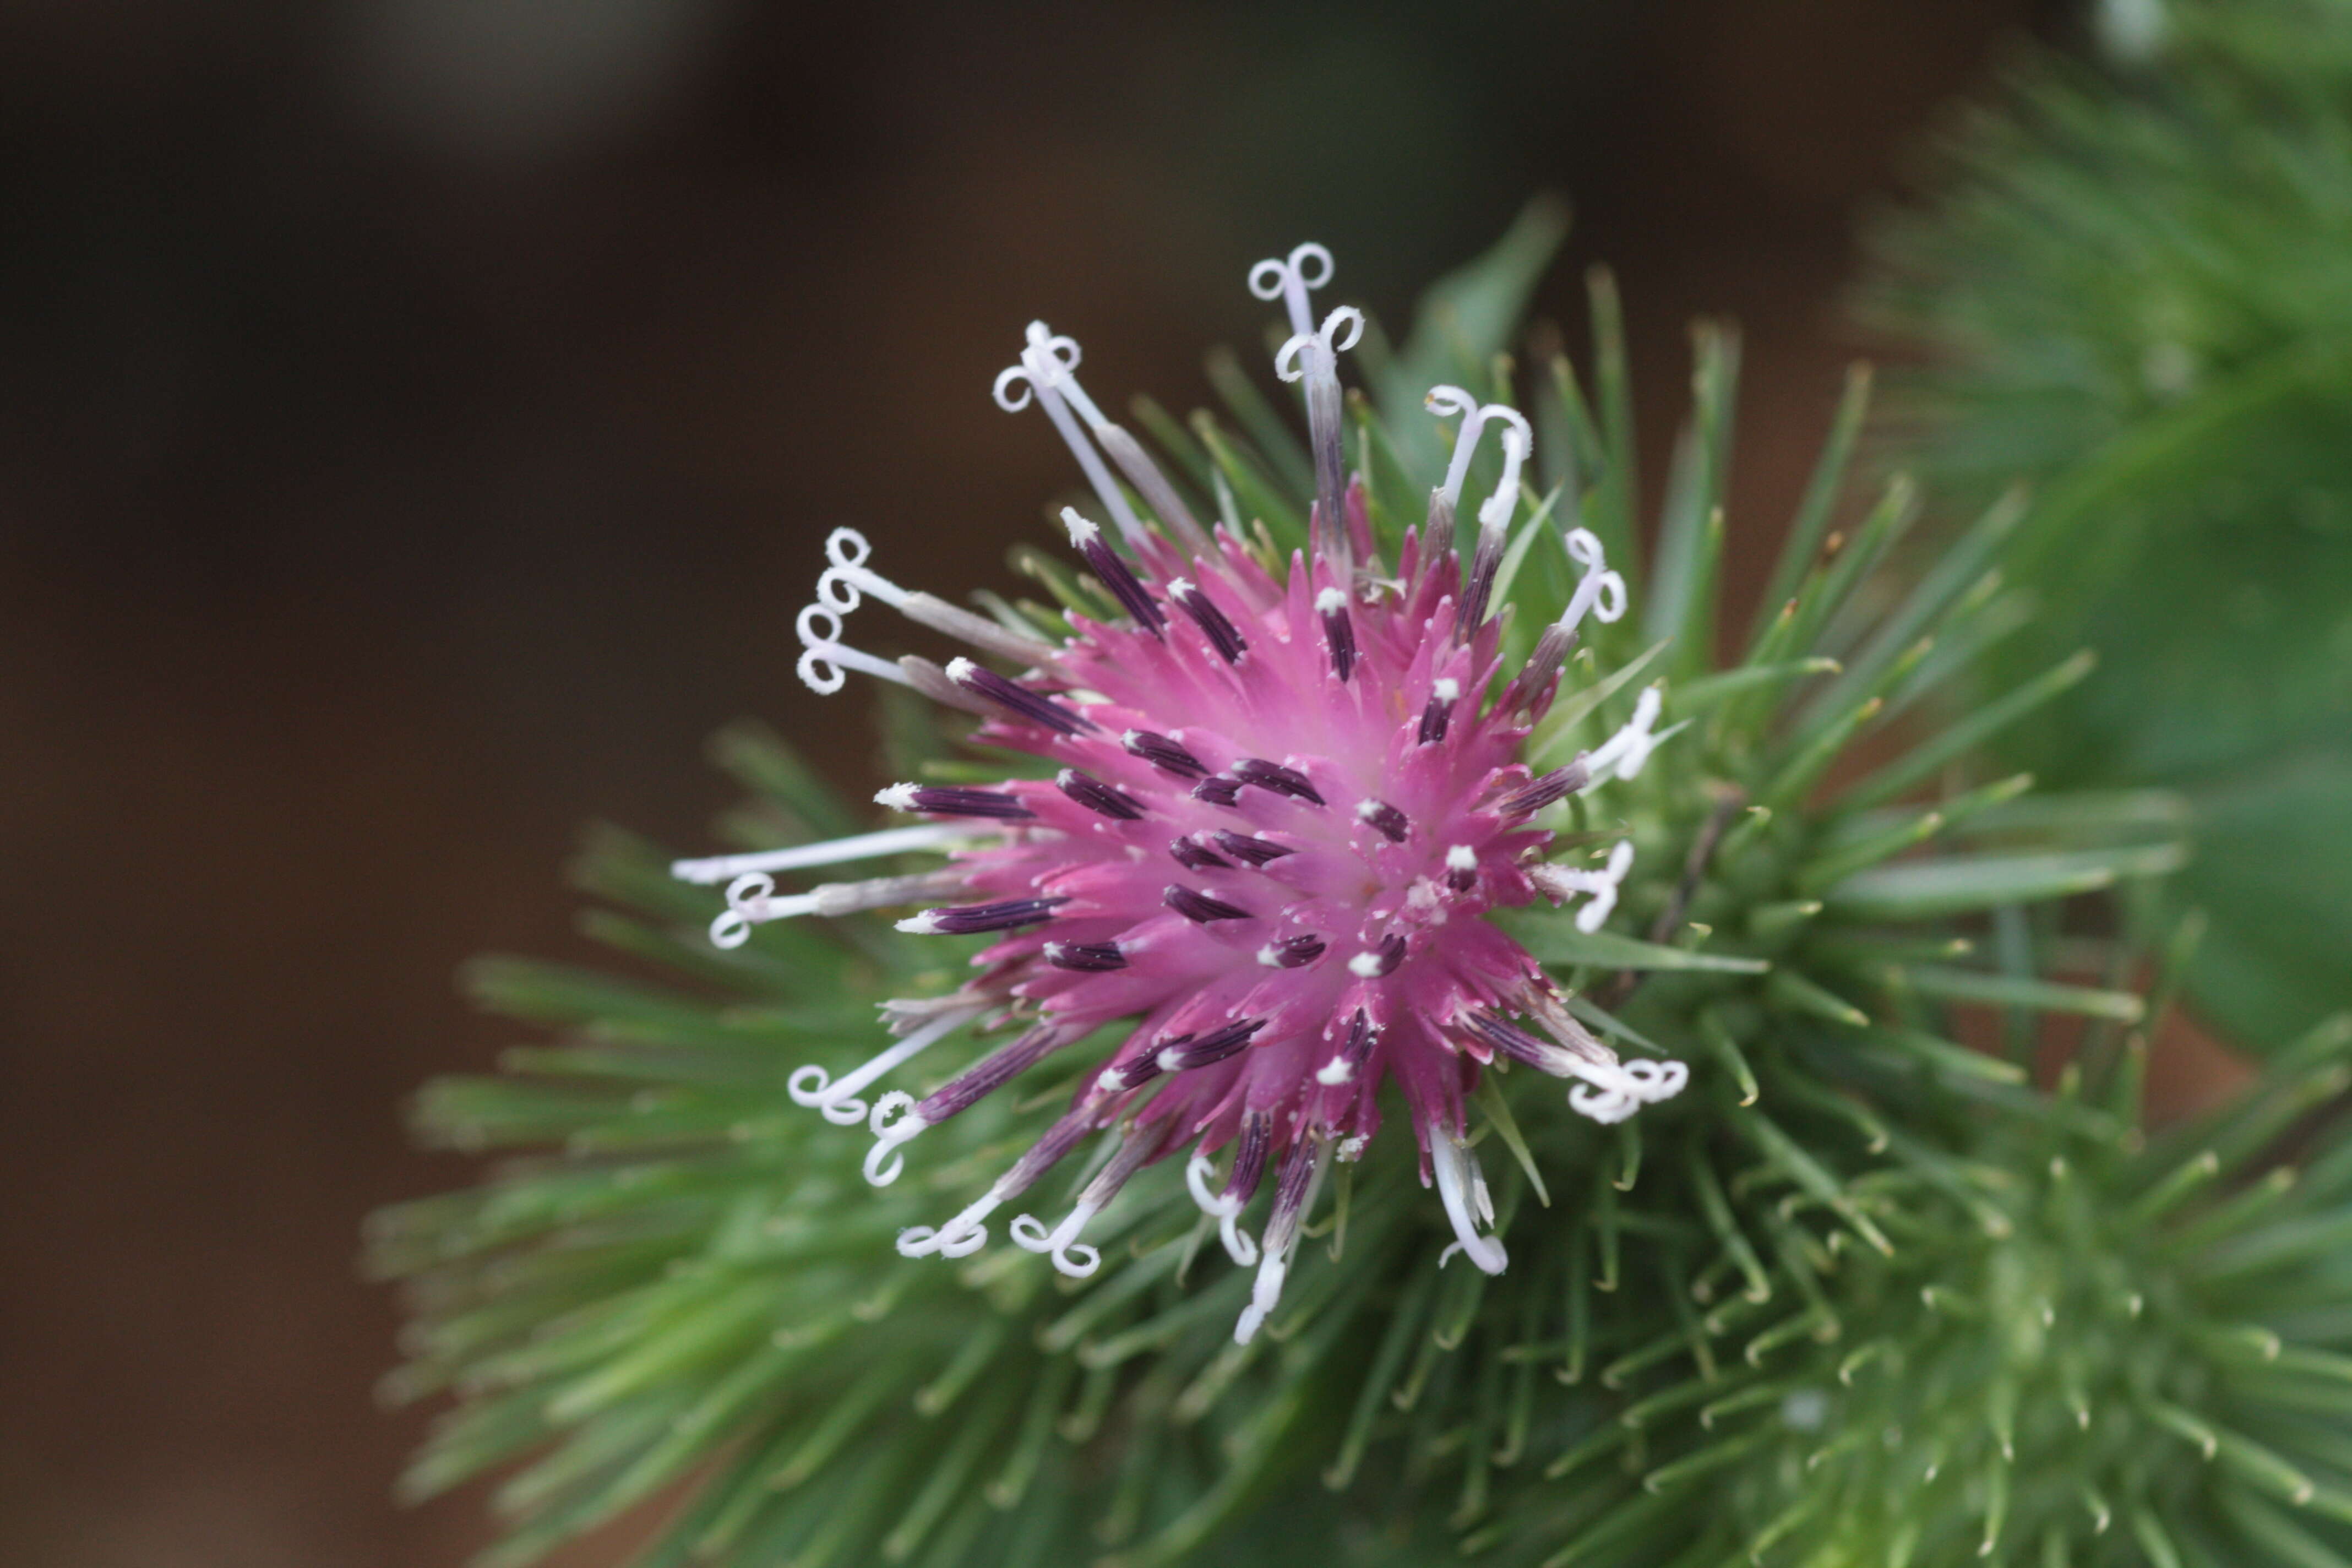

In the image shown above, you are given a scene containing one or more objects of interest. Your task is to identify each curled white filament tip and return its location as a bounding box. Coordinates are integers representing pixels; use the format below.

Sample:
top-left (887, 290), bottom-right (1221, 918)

top-left (1532, 840), bottom-right (1638, 934)
top-left (1566, 1057), bottom-right (1690, 1125)
top-left (709, 872), bottom-right (815, 948)
top-left (1009, 1210), bottom-right (1103, 1278)
top-left (785, 1005), bottom-right (980, 1128)
top-left (1587, 685), bottom-right (1666, 785)
top-left (797, 532), bottom-right (918, 696)
top-left (1431, 1135), bottom-right (1508, 1276)
top-left (1234, 1256), bottom-right (1288, 1345)
top-left (1185, 1151), bottom-right (1258, 1266)
top-left (1274, 306), bottom-right (1365, 384)
top-left (993, 321), bottom-right (1146, 540)
top-left (862, 1092), bottom-right (928, 1186)
top-left (1479, 413), bottom-right (1532, 531)
top-left (992, 322), bottom-right (1081, 412)
top-left (1560, 527), bottom-right (1629, 631)
top-left (1249, 242), bottom-right (1335, 339)
top-left (1426, 388), bottom-right (1532, 522)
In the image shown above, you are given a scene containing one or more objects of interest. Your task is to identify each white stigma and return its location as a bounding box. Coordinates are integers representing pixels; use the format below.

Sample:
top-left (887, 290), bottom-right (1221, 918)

top-left (1431, 1135), bottom-right (1508, 1275)
top-left (1059, 507), bottom-right (1102, 549)
top-left (1234, 1256), bottom-right (1288, 1346)
top-left (1347, 951), bottom-right (1384, 979)
top-left (1425, 388), bottom-right (1532, 524)
top-left (994, 322), bottom-right (1147, 541)
top-left (787, 1005), bottom-right (983, 1128)
top-left (1532, 839), bottom-right (1637, 933)
top-left (863, 1092), bottom-right (930, 1186)
top-left (792, 527), bottom-right (938, 696)
top-left (893, 911), bottom-right (944, 935)
top-left (944, 656), bottom-right (978, 683)
top-left (1585, 685), bottom-right (1667, 786)
top-left (1565, 1056), bottom-right (1691, 1125)
top-left (704, 872), bottom-right (820, 948)
top-left (1556, 527), bottom-right (1630, 635)
top-left (1315, 586), bottom-right (1347, 614)
top-left (1249, 241), bottom-right (1335, 340)
top-left (1184, 1152), bottom-right (1258, 1266)
top-left (1316, 1057), bottom-right (1354, 1086)
top-left (1256, 945), bottom-right (1285, 968)
top-left (1446, 844), bottom-right (1478, 872)
top-left (1010, 1206), bottom-right (1103, 1278)
top-left (874, 782), bottom-right (921, 812)
top-left (1483, 421), bottom-right (1530, 529)
top-left (897, 1184), bottom-right (1006, 1260)
top-left (1433, 677), bottom-right (1460, 703)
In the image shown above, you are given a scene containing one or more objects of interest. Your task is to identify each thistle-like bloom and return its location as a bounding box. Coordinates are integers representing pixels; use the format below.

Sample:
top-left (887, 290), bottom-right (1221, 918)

top-left (673, 244), bottom-right (1686, 1342)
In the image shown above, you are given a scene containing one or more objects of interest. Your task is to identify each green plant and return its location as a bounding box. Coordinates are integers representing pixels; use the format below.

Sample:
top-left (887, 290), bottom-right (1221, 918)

top-left (375, 206), bottom-right (2351, 1567)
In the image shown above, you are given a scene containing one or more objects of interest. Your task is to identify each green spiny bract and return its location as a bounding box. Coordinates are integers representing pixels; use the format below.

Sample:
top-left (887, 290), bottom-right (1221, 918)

top-left (1857, 0), bottom-right (2352, 1049)
top-left (374, 210), bottom-right (2262, 1568)
top-left (1459, 994), bottom-right (2352, 1568)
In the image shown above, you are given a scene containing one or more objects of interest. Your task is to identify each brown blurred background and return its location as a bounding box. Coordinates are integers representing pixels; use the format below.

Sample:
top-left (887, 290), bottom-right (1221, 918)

top-left (0, 3), bottom-right (2076, 1564)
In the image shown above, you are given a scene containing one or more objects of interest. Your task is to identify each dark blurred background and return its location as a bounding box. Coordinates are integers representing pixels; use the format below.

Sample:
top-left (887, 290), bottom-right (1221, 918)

top-left (0, 3), bottom-right (2075, 1563)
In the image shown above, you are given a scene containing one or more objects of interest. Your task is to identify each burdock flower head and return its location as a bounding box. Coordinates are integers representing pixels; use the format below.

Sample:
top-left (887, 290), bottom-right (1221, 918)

top-left (672, 244), bottom-right (1687, 1341)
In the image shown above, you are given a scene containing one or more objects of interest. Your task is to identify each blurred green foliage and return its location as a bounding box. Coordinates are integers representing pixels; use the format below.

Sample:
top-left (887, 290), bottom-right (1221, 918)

top-left (1861, 0), bottom-right (2352, 1048)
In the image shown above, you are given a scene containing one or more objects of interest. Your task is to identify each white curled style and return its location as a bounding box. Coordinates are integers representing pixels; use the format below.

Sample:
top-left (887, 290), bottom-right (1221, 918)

top-left (785, 1005), bottom-right (983, 1128)
top-left (1560, 527), bottom-right (1630, 632)
top-left (1480, 415), bottom-right (1532, 530)
top-left (990, 323), bottom-right (1081, 413)
top-left (1009, 1209), bottom-right (1103, 1278)
top-left (1274, 306), bottom-right (1365, 383)
top-left (1426, 387), bottom-right (1533, 526)
top-left (1249, 241), bottom-right (1336, 340)
top-left (1424, 385), bottom-right (1482, 501)
top-left (863, 1091), bottom-right (929, 1186)
top-left (709, 871), bottom-right (820, 949)
top-left (796, 532), bottom-right (917, 696)
top-left (994, 322), bottom-right (1146, 541)
top-left (1565, 1057), bottom-right (1691, 1125)
top-left (813, 526), bottom-right (910, 614)
top-left (1532, 840), bottom-right (1637, 934)
top-left (1233, 1255), bottom-right (1287, 1346)
top-left (1585, 684), bottom-right (1667, 785)
top-left (1431, 1134), bottom-right (1509, 1275)
top-left (895, 1192), bottom-right (994, 1260)
top-left (1186, 1150), bottom-right (1260, 1266)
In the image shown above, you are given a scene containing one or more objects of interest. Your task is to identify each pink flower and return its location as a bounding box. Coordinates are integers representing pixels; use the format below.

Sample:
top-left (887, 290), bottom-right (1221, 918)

top-left (672, 245), bottom-right (1686, 1342)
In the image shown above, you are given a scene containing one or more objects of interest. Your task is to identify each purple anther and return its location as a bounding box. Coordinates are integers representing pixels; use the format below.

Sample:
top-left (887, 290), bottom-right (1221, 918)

top-left (1211, 831), bottom-right (1293, 867)
top-left (899, 896), bottom-right (1068, 935)
top-left (1169, 834), bottom-right (1234, 872)
top-left (1233, 758), bottom-right (1324, 805)
top-left (1192, 774), bottom-right (1245, 808)
top-left (1170, 578), bottom-right (1248, 663)
top-left (1063, 510), bottom-right (1166, 637)
top-left (1501, 759), bottom-right (1592, 816)
top-left (1265, 934), bottom-right (1325, 969)
top-left (1165, 884), bottom-right (1251, 923)
top-left (1043, 941), bottom-right (1128, 972)
top-left (947, 658), bottom-right (1094, 736)
top-left (1123, 729), bottom-right (1206, 777)
top-left (1158, 1017), bottom-right (1266, 1072)
top-left (1316, 587), bottom-right (1357, 683)
top-left (1056, 768), bottom-right (1144, 821)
